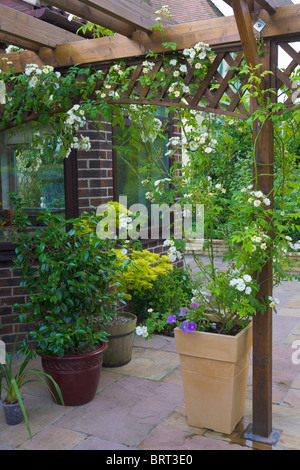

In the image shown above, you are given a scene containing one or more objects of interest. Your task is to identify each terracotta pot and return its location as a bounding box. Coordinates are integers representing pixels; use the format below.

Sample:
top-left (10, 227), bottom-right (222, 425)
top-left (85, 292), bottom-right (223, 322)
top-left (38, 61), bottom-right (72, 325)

top-left (40, 342), bottom-right (108, 406)
top-left (174, 322), bottom-right (252, 434)
top-left (103, 313), bottom-right (137, 367)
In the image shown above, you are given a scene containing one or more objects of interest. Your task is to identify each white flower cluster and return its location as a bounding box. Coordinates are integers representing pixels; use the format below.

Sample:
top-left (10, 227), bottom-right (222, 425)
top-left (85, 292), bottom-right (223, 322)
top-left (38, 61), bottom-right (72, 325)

top-left (183, 42), bottom-right (211, 61)
top-left (168, 80), bottom-right (190, 98)
top-left (5, 45), bottom-right (24, 53)
top-left (164, 41), bottom-right (211, 99)
top-left (163, 239), bottom-right (182, 262)
top-left (24, 64), bottom-right (60, 88)
top-left (100, 83), bottom-right (120, 99)
top-left (119, 213), bottom-right (133, 231)
top-left (268, 296), bottom-right (280, 308)
top-left (155, 4), bottom-right (173, 22)
top-left (241, 186), bottom-right (271, 207)
top-left (142, 60), bottom-right (155, 74)
top-left (229, 274), bottom-right (252, 294)
top-left (251, 233), bottom-right (269, 251)
top-left (167, 59), bottom-right (190, 97)
top-left (154, 177), bottom-right (171, 187)
top-left (65, 104), bottom-right (86, 129)
top-left (16, 150), bottom-right (42, 173)
top-left (285, 235), bottom-right (300, 251)
top-left (215, 183), bottom-right (226, 194)
top-left (144, 177), bottom-right (171, 201)
top-left (191, 288), bottom-right (209, 303)
top-left (70, 135), bottom-right (91, 151)
top-left (135, 325), bottom-right (149, 338)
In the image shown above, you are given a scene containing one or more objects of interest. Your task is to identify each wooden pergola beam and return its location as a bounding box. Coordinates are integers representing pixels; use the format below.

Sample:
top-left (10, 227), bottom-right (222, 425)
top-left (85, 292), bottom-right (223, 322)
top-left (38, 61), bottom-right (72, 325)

top-left (0, 32), bottom-right (41, 52)
top-left (231, 0), bottom-right (260, 68)
top-left (251, 0), bottom-right (276, 14)
top-left (0, 3), bottom-right (84, 48)
top-left (224, 0), bottom-right (290, 14)
top-left (0, 2), bottom-right (299, 73)
top-left (78, 0), bottom-right (161, 32)
top-left (42, 0), bottom-right (136, 37)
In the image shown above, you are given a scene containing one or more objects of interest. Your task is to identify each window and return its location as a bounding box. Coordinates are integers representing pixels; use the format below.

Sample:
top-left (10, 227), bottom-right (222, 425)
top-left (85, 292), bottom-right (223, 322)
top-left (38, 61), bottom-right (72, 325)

top-left (113, 108), bottom-right (171, 206)
top-left (113, 108), bottom-right (174, 239)
top-left (0, 128), bottom-right (78, 257)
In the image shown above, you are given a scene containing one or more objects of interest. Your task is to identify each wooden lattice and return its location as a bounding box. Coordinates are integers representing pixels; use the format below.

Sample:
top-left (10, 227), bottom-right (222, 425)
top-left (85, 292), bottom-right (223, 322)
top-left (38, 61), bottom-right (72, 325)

top-left (3, 40), bottom-right (300, 130)
top-left (275, 40), bottom-right (300, 107)
top-left (109, 47), bottom-right (250, 119)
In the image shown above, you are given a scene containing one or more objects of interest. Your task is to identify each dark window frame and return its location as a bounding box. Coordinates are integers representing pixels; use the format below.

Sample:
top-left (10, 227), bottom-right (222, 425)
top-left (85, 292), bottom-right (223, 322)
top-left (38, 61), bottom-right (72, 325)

top-left (0, 149), bottom-right (78, 261)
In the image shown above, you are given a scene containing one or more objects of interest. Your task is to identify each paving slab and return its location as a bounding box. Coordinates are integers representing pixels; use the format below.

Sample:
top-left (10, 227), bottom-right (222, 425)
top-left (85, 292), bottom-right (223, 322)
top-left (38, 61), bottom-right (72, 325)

top-left (0, 392), bottom-right (72, 447)
top-left (137, 421), bottom-right (251, 450)
top-left (103, 346), bottom-right (180, 381)
top-left (277, 308), bottom-right (300, 317)
top-left (20, 425), bottom-right (85, 450)
top-left (53, 376), bottom-right (184, 447)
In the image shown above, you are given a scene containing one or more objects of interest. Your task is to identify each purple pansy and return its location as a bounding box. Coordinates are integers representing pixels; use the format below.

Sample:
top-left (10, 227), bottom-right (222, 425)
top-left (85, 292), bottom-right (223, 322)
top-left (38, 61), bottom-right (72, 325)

top-left (180, 320), bottom-right (198, 333)
top-left (167, 314), bottom-right (177, 324)
top-left (180, 321), bottom-right (190, 332)
top-left (190, 302), bottom-right (199, 309)
top-left (188, 322), bottom-right (197, 331)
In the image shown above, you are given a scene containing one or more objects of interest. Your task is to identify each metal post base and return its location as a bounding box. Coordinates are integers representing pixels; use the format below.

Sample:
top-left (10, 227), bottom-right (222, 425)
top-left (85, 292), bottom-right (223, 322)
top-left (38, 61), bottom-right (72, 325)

top-left (242, 424), bottom-right (282, 446)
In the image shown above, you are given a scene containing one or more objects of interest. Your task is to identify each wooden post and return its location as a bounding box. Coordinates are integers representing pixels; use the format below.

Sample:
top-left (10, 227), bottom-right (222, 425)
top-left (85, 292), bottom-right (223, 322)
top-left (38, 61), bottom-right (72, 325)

top-left (251, 40), bottom-right (278, 440)
top-left (252, 113), bottom-right (274, 438)
top-left (231, 0), bottom-right (281, 442)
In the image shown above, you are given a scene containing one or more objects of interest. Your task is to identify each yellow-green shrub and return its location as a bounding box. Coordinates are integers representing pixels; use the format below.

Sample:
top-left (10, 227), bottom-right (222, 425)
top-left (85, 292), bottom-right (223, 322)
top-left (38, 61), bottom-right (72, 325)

top-left (113, 249), bottom-right (173, 299)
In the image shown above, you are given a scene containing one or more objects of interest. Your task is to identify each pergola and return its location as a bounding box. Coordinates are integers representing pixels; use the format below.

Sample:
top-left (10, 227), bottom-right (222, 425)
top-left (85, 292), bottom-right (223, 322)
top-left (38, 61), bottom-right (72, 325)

top-left (1, 0), bottom-right (300, 444)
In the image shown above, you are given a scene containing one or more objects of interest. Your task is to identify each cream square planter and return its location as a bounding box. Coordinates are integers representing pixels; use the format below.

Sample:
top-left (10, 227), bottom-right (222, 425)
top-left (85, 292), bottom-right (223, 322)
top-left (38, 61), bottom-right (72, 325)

top-left (174, 323), bottom-right (252, 434)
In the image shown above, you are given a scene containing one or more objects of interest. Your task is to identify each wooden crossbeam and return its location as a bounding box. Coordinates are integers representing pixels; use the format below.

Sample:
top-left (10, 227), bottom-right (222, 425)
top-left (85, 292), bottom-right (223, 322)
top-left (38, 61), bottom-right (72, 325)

top-left (42, 0), bottom-right (136, 37)
top-left (0, 32), bottom-right (40, 52)
top-left (231, 0), bottom-right (260, 68)
top-left (78, 0), bottom-right (161, 32)
top-left (1, 3), bottom-right (300, 73)
top-left (252, 0), bottom-right (276, 14)
top-left (0, 3), bottom-right (84, 48)
top-left (224, 0), bottom-right (292, 13)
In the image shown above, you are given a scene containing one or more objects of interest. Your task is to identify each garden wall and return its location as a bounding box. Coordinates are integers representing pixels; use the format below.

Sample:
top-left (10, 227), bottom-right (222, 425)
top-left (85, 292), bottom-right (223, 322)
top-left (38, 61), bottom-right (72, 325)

top-left (0, 118), bottom-right (183, 351)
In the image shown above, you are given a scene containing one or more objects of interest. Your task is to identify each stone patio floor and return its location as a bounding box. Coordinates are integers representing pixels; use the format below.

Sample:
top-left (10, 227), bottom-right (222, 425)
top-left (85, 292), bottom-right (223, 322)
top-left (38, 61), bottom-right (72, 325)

top-left (1, 263), bottom-right (300, 451)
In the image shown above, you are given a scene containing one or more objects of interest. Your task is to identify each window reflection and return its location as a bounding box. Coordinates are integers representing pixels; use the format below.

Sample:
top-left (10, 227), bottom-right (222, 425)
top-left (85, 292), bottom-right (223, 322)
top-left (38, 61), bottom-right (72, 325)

top-left (0, 131), bottom-right (65, 241)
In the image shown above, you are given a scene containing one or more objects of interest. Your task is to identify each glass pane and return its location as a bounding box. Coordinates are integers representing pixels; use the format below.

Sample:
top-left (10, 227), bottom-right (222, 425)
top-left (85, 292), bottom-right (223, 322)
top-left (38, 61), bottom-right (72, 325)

top-left (116, 129), bottom-right (169, 210)
top-left (0, 132), bottom-right (65, 241)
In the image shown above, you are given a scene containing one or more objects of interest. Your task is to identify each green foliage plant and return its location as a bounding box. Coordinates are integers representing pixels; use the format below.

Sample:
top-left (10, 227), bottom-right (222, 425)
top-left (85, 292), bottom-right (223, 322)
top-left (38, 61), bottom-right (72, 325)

top-left (130, 267), bottom-right (194, 336)
top-left (1, 13), bottom-right (300, 340)
top-left (137, 62), bottom-right (300, 338)
top-left (0, 333), bottom-right (64, 439)
top-left (11, 195), bottom-right (126, 358)
top-left (112, 247), bottom-right (173, 299)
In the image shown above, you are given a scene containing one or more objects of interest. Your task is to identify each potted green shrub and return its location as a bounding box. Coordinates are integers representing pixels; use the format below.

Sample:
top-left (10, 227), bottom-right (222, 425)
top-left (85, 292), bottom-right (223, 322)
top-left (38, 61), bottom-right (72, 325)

top-left (95, 201), bottom-right (174, 367)
top-left (0, 335), bottom-right (63, 439)
top-left (11, 195), bottom-right (126, 406)
top-left (102, 245), bottom-right (173, 367)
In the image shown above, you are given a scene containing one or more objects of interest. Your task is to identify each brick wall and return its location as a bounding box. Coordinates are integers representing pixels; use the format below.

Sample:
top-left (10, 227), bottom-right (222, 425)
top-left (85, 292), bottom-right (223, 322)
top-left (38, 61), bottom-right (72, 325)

top-left (77, 121), bottom-right (114, 211)
top-left (0, 117), bottom-right (183, 351)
